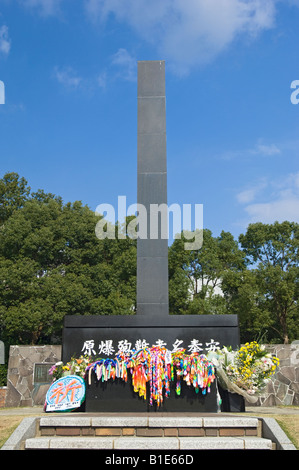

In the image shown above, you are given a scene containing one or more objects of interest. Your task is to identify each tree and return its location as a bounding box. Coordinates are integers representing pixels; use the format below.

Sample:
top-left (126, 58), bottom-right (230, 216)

top-left (221, 269), bottom-right (273, 343)
top-left (0, 172), bottom-right (31, 224)
top-left (168, 229), bottom-right (245, 315)
top-left (0, 173), bottom-right (137, 345)
top-left (239, 221), bottom-right (299, 343)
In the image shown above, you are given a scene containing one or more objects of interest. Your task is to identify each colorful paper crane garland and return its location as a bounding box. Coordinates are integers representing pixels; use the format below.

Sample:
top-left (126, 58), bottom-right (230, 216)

top-left (84, 346), bottom-right (215, 407)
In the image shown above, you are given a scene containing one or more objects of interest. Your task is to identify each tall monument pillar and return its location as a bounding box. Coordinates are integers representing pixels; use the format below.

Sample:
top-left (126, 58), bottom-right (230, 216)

top-left (137, 60), bottom-right (169, 317)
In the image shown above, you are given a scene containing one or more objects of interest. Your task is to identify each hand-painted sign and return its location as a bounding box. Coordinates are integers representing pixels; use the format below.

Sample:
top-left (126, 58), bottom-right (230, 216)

top-left (46, 375), bottom-right (85, 412)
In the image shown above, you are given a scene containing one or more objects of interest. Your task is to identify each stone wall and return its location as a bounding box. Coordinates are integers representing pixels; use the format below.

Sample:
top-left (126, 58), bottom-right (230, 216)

top-left (5, 345), bottom-right (61, 408)
top-left (245, 344), bottom-right (299, 407)
top-left (3, 343), bottom-right (299, 408)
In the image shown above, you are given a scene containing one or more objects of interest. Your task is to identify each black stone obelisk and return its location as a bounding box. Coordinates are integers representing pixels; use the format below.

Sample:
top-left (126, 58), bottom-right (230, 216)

top-left (137, 60), bottom-right (169, 317)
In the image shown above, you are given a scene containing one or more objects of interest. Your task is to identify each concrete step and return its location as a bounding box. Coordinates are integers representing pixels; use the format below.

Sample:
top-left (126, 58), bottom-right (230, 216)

top-left (38, 415), bottom-right (261, 435)
top-left (4, 413), bottom-right (296, 450)
top-left (22, 415), bottom-right (274, 450)
top-left (25, 435), bottom-right (273, 450)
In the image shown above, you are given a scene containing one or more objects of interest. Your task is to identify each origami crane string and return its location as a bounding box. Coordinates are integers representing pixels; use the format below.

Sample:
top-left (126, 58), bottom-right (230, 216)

top-left (84, 346), bottom-right (215, 407)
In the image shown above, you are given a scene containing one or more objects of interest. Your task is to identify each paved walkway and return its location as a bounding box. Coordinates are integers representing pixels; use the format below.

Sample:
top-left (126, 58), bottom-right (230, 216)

top-left (0, 406), bottom-right (299, 416)
top-left (0, 406), bottom-right (44, 416)
top-left (246, 406), bottom-right (299, 415)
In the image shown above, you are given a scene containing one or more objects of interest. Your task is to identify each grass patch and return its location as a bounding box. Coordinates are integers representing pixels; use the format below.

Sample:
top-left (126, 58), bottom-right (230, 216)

top-left (245, 409), bottom-right (299, 449)
top-left (274, 416), bottom-right (299, 449)
top-left (0, 416), bottom-right (23, 448)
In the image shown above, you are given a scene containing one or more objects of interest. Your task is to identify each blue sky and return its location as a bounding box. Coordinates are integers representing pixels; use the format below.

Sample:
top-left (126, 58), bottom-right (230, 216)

top-left (0, 0), bottom-right (299, 241)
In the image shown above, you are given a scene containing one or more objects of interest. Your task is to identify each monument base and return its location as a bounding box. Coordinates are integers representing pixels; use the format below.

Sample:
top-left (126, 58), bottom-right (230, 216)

top-left (62, 314), bottom-right (241, 413)
top-left (218, 385), bottom-right (245, 412)
top-left (85, 377), bottom-right (218, 413)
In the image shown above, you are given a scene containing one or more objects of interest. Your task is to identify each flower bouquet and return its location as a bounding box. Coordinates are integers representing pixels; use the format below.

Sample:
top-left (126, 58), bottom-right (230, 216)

top-left (49, 356), bottom-right (92, 381)
top-left (48, 362), bottom-right (64, 381)
top-left (208, 342), bottom-right (279, 403)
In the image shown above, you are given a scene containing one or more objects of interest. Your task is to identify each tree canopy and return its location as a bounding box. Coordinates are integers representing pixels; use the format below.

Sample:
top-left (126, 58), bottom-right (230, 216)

top-left (0, 173), bottom-right (137, 345)
top-left (0, 172), bottom-right (298, 346)
top-left (238, 222), bottom-right (299, 344)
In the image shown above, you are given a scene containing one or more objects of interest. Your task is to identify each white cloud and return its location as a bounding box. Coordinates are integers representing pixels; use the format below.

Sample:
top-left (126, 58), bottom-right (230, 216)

top-left (0, 25), bottom-right (11, 56)
top-left (85, 0), bottom-right (277, 75)
top-left (110, 48), bottom-right (136, 82)
top-left (237, 171), bottom-right (299, 224)
top-left (251, 142), bottom-right (281, 156)
top-left (220, 139), bottom-right (281, 161)
top-left (21, 0), bottom-right (63, 16)
top-left (53, 66), bottom-right (82, 89)
top-left (236, 180), bottom-right (267, 204)
top-left (53, 66), bottom-right (110, 93)
top-left (97, 71), bottom-right (107, 89)
top-left (245, 198), bottom-right (299, 224)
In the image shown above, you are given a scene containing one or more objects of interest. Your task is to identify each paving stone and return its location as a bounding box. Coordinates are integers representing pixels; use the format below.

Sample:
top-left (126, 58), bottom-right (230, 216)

top-left (148, 416), bottom-right (203, 428)
top-left (242, 437), bottom-right (273, 450)
top-left (25, 438), bottom-right (50, 449)
top-left (49, 437), bottom-right (114, 449)
top-left (91, 416), bottom-right (148, 427)
top-left (203, 417), bottom-right (258, 428)
top-left (24, 435), bottom-right (274, 451)
top-left (179, 437), bottom-right (245, 450)
top-left (114, 437), bottom-right (179, 450)
top-left (40, 416), bottom-right (91, 427)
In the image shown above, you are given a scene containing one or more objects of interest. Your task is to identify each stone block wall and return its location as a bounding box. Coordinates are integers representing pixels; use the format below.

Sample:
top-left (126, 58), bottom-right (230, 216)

top-left (245, 344), bottom-right (299, 407)
top-left (5, 345), bottom-right (61, 408)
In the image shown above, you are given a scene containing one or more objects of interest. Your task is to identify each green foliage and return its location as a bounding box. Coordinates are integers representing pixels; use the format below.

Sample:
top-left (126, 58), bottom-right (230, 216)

top-left (168, 229), bottom-right (246, 316)
top-left (0, 364), bottom-right (7, 387)
top-left (0, 172), bottom-right (31, 224)
top-left (168, 224), bottom-right (299, 343)
top-left (0, 173), bottom-right (136, 346)
top-left (0, 172), bottom-right (298, 347)
top-left (238, 222), bottom-right (299, 343)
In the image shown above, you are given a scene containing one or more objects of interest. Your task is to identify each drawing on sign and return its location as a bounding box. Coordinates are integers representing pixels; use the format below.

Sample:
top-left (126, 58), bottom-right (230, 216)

top-left (46, 375), bottom-right (85, 412)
